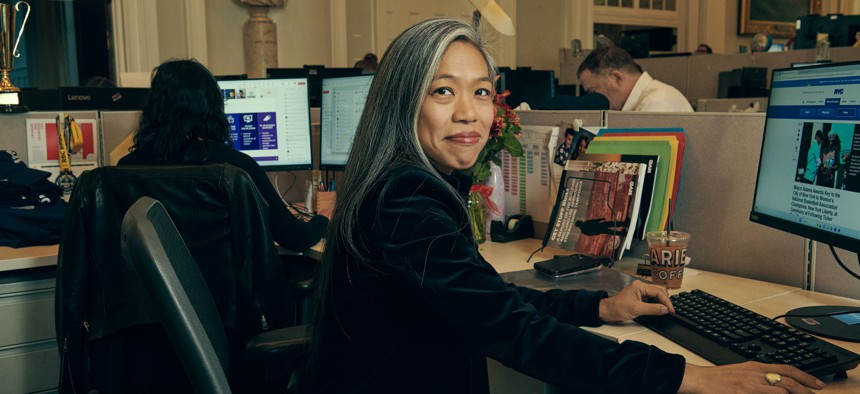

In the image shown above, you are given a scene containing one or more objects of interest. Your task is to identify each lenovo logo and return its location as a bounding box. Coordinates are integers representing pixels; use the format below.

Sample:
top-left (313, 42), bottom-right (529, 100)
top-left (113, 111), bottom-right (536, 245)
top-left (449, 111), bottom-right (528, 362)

top-left (66, 94), bottom-right (92, 101)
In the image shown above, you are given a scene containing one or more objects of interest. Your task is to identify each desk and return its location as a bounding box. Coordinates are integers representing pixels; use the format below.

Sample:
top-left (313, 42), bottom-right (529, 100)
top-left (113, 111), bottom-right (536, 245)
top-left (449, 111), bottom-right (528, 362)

top-left (479, 239), bottom-right (860, 393)
top-left (0, 245), bottom-right (59, 272)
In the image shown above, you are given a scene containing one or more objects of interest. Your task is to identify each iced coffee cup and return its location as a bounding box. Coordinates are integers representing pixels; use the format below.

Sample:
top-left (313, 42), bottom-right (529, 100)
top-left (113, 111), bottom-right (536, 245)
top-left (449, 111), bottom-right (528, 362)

top-left (645, 231), bottom-right (690, 289)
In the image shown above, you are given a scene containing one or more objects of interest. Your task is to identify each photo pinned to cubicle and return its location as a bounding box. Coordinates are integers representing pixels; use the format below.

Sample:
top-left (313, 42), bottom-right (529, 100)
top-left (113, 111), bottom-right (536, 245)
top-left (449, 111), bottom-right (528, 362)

top-left (795, 121), bottom-right (857, 191)
top-left (549, 123), bottom-right (599, 204)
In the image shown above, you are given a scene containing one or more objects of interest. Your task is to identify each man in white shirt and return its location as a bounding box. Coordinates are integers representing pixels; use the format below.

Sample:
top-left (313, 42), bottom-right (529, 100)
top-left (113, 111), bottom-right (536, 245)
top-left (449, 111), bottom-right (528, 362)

top-left (577, 46), bottom-right (693, 112)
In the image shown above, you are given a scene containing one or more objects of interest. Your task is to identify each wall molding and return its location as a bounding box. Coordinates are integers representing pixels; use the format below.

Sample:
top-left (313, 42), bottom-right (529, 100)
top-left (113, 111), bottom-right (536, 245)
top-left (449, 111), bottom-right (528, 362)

top-left (184, 0), bottom-right (208, 64)
top-left (111, 0), bottom-right (160, 74)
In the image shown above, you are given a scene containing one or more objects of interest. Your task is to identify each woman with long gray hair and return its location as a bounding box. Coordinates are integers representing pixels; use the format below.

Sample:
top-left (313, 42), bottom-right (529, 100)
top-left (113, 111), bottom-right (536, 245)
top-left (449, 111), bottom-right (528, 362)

top-left (303, 18), bottom-right (823, 394)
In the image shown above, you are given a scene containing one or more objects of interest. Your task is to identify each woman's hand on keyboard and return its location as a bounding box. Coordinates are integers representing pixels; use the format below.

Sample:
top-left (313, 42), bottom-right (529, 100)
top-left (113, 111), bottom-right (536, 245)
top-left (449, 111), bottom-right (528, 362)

top-left (679, 362), bottom-right (825, 393)
top-left (598, 280), bottom-right (675, 323)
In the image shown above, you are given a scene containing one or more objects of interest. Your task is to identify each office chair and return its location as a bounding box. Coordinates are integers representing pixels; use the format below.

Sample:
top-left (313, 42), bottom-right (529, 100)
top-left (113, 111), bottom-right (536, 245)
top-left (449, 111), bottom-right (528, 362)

top-left (121, 197), bottom-right (309, 393)
top-left (56, 164), bottom-right (301, 392)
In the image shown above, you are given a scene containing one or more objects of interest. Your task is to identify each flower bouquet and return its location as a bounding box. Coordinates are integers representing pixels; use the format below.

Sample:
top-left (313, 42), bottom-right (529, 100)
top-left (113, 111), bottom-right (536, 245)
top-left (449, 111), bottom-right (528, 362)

top-left (466, 90), bottom-right (523, 243)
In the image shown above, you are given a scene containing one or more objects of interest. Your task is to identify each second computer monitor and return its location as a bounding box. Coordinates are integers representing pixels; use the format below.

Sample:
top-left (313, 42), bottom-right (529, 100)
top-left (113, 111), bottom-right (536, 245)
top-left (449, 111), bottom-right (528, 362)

top-left (218, 77), bottom-right (313, 171)
top-left (319, 74), bottom-right (373, 171)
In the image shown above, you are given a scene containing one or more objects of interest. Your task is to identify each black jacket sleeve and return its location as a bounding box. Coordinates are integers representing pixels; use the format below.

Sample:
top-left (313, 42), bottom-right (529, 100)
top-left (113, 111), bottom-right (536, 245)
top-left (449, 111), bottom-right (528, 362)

top-left (371, 168), bottom-right (684, 393)
top-left (225, 150), bottom-right (329, 252)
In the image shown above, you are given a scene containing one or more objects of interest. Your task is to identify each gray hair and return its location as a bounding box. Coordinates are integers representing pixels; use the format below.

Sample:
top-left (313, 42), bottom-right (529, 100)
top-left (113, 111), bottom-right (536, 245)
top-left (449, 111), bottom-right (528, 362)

top-left (329, 18), bottom-right (496, 262)
top-left (306, 18), bottom-right (496, 376)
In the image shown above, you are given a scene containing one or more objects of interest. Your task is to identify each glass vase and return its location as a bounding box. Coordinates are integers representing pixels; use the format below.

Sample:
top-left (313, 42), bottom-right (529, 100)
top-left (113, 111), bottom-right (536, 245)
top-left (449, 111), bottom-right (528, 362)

top-left (468, 191), bottom-right (487, 244)
top-left (484, 163), bottom-right (505, 235)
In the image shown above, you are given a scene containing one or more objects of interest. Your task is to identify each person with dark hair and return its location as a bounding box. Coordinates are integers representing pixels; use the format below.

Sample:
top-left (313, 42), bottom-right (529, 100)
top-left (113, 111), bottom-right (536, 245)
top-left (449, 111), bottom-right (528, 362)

top-left (303, 18), bottom-right (823, 394)
top-left (573, 134), bottom-right (589, 160)
top-left (553, 128), bottom-right (577, 165)
top-left (696, 43), bottom-right (713, 54)
top-left (353, 52), bottom-right (379, 73)
top-left (118, 59), bottom-right (328, 252)
top-left (577, 45), bottom-right (693, 112)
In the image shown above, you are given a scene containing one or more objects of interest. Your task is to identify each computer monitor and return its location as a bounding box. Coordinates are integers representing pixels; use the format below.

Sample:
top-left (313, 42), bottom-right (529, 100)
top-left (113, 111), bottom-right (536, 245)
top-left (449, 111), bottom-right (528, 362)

top-left (499, 68), bottom-right (556, 109)
top-left (267, 66), bottom-right (363, 107)
top-left (319, 74), bottom-right (373, 171)
top-left (750, 61), bottom-right (860, 341)
top-left (217, 77), bottom-right (313, 171)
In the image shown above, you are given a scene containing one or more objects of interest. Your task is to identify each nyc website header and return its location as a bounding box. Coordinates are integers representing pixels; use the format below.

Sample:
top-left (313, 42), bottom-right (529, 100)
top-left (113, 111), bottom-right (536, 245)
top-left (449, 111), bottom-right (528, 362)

top-left (767, 71), bottom-right (860, 121)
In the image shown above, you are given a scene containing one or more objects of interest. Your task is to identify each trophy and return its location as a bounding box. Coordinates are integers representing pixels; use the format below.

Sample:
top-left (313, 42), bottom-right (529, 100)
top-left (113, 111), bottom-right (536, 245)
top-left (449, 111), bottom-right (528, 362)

top-left (0, 1), bottom-right (29, 113)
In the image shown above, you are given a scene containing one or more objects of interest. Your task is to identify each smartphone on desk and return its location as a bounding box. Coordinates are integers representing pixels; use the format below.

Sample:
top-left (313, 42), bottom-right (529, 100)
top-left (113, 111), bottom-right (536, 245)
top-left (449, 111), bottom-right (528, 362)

top-left (534, 254), bottom-right (606, 278)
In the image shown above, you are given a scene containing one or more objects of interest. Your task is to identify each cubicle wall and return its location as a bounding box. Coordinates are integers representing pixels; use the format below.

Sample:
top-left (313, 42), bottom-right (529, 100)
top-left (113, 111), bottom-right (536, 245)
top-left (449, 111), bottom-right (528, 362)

top-left (4, 111), bottom-right (100, 165)
top-left (516, 110), bottom-right (603, 131)
top-left (603, 111), bottom-right (809, 289)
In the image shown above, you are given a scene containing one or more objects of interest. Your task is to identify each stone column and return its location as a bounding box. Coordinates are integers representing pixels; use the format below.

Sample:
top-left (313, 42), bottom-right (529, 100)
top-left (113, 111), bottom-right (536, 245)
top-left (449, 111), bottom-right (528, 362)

top-left (237, 0), bottom-right (285, 79)
top-left (243, 7), bottom-right (277, 79)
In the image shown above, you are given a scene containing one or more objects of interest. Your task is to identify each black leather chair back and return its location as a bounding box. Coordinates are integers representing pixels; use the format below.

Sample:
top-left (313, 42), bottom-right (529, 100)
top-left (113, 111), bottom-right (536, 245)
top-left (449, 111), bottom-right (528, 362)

top-left (56, 164), bottom-right (293, 393)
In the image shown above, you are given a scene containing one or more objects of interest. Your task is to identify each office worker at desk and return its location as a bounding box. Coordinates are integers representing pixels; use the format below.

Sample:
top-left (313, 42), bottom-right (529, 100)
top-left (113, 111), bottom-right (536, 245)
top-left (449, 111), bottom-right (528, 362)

top-left (117, 59), bottom-right (328, 252)
top-left (577, 45), bottom-right (694, 113)
top-left (303, 18), bottom-right (822, 393)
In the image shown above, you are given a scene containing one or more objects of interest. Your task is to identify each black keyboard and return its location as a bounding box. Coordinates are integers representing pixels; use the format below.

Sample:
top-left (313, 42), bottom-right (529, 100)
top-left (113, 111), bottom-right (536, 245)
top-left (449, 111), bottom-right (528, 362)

top-left (635, 289), bottom-right (860, 378)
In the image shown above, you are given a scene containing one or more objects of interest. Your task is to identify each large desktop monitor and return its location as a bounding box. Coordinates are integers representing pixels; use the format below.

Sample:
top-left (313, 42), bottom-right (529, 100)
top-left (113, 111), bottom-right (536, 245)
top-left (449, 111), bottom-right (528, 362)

top-left (217, 77), bottom-right (313, 171)
top-left (750, 61), bottom-right (860, 341)
top-left (319, 74), bottom-right (373, 171)
top-left (499, 68), bottom-right (556, 109)
top-left (267, 66), bottom-right (364, 107)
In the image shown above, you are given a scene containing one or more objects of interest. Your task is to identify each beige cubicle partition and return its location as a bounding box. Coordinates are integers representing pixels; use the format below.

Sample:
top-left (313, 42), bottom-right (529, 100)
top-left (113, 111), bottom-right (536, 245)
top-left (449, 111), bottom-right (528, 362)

top-left (636, 55), bottom-right (691, 98)
top-left (685, 53), bottom-right (754, 100)
top-left (516, 110), bottom-right (604, 130)
top-left (813, 243), bottom-right (860, 300)
top-left (3, 111), bottom-right (101, 165)
top-left (603, 111), bottom-right (809, 291)
top-left (100, 110), bottom-right (141, 165)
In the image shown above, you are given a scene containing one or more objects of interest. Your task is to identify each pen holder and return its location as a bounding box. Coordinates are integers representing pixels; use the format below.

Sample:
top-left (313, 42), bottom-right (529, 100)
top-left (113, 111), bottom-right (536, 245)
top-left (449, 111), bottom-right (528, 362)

top-left (314, 191), bottom-right (336, 216)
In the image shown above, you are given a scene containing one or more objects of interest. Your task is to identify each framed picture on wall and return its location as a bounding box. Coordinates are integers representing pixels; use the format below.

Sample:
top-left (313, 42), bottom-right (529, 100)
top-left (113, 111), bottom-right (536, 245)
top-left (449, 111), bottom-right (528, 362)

top-left (739, 0), bottom-right (822, 37)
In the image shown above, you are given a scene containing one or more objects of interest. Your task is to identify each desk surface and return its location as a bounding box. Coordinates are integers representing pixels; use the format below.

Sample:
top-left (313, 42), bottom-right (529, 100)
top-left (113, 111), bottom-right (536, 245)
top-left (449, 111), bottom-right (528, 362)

top-left (478, 238), bottom-right (860, 391)
top-left (4, 237), bottom-right (860, 390)
top-left (0, 245), bottom-right (59, 272)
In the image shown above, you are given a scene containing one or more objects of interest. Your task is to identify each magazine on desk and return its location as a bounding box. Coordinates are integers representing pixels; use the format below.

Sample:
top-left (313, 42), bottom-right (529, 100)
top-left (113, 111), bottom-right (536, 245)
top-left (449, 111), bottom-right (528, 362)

top-left (543, 160), bottom-right (644, 261)
top-left (578, 153), bottom-right (657, 242)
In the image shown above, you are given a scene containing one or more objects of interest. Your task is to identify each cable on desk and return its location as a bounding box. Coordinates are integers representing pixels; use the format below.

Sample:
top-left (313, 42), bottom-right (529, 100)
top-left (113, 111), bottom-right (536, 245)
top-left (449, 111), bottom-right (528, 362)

top-left (830, 244), bottom-right (860, 282)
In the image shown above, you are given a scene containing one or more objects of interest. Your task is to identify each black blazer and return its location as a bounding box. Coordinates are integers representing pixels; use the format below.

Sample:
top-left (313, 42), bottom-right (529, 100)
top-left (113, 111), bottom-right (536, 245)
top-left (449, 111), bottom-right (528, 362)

top-left (310, 165), bottom-right (684, 394)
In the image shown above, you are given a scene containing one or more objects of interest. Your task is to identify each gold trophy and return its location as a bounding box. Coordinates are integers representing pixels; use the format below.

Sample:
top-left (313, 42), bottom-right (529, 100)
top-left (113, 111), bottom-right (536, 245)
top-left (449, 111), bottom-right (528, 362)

top-left (0, 1), bottom-right (29, 113)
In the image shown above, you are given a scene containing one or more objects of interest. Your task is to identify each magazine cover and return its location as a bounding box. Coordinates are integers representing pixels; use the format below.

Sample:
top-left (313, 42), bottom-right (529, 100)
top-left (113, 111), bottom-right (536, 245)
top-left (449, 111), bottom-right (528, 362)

top-left (544, 160), bottom-right (642, 260)
top-left (578, 153), bottom-right (658, 241)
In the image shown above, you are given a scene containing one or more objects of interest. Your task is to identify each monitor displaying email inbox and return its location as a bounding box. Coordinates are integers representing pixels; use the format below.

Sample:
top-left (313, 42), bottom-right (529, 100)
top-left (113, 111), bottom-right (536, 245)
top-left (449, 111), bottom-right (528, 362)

top-left (319, 74), bottom-right (373, 170)
top-left (218, 77), bottom-right (313, 171)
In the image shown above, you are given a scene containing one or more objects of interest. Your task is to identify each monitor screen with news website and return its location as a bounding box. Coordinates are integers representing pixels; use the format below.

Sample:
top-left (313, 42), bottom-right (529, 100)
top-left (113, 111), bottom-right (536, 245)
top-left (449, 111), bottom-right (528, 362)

top-left (218, 77), bottom-right (313, 171)
top-left (750, 61), bottom-right (860, 254)
top-left (319, 74), bottom-right (373, 170)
